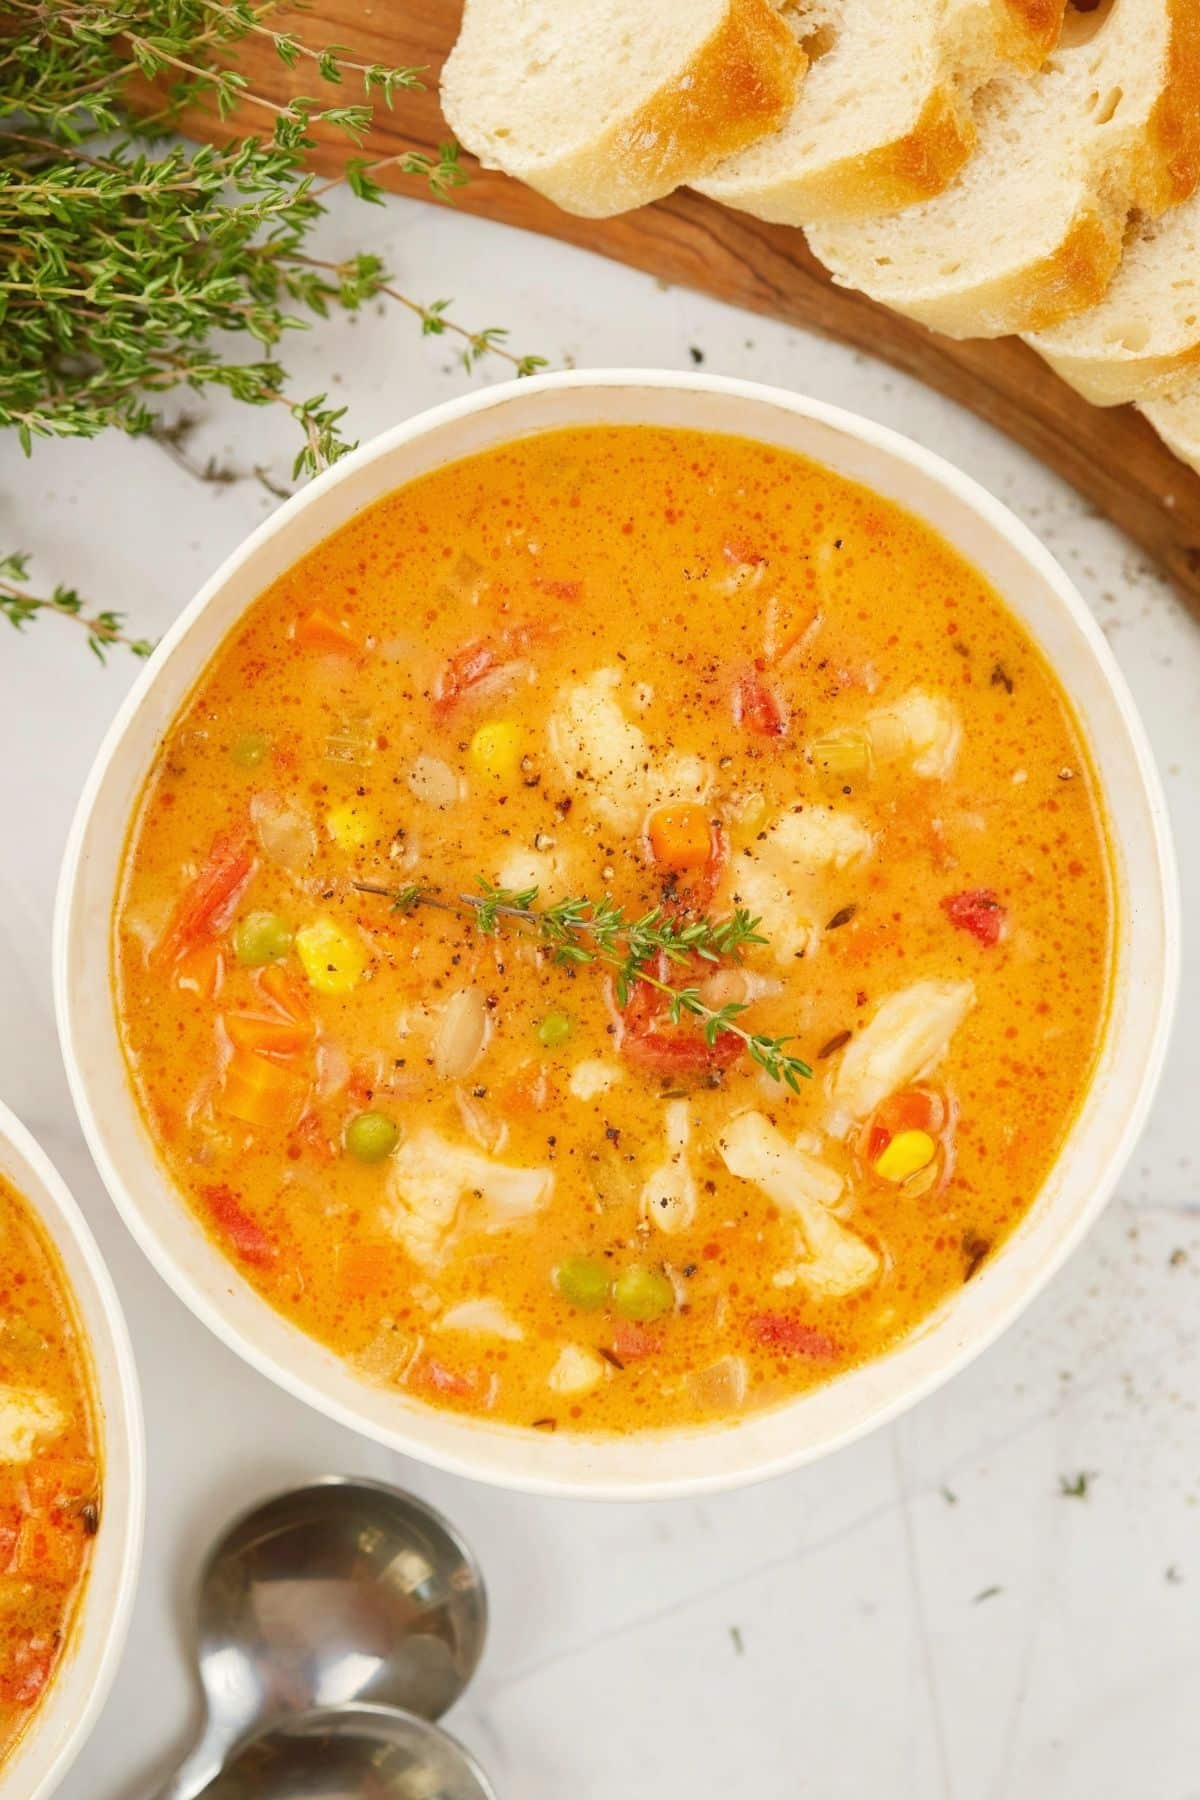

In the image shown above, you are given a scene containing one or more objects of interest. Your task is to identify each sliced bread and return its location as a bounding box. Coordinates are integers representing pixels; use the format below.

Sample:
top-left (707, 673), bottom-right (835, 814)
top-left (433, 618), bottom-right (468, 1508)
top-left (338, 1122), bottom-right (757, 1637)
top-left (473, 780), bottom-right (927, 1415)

top-left (1028, 189), bottom-right (1200, 402)
top-left (696, 0), bottom-right (1066, 226)
top-left (1142, 383), bottom-right (1200, 475)
top-left (440, 0), bottom-right (805, 220)
top-left (806, 0), bottom-right (1200, 339)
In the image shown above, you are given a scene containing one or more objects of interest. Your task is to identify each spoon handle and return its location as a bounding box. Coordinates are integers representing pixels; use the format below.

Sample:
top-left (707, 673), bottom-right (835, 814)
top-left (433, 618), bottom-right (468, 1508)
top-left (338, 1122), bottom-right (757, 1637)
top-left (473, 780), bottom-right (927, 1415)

top-left (146, 1724), bottom-right (235, 1800)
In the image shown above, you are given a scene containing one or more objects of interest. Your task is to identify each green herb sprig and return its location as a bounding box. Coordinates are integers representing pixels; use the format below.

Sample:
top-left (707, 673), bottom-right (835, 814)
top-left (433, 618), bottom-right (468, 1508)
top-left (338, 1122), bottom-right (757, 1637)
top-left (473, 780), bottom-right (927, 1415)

top-left (355, 878), bottom-right (813, 1090)
top-left (1, 1), bottom-right (547, 658)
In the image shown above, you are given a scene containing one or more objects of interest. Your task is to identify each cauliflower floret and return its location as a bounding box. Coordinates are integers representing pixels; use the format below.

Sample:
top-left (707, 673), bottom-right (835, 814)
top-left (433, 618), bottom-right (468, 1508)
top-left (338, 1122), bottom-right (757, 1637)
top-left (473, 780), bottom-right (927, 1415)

top-left (383, 1130), bottom-right (553, 1268)
top-left (0, 1386), bottom-right (65, 1463)
top-left (733, 807), bottom-right (874, 963)
top-left (547, 1344), bottom-right (606, 1396)
top-left (865, 689), bottom-right (962, 780)
top-left (718, 1112), bottom-right (879, 1300)
top-left (640, 1100), bottom-right (698, 1235)
top-left (548, 669), bottom-right (710, 831)
top-left (831, 980), bottom-right (975, 1126)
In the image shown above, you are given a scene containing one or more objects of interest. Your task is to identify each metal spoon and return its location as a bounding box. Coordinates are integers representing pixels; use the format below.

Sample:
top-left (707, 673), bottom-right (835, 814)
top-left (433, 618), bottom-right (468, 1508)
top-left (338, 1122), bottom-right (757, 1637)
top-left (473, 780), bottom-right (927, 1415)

top-left (153, 1477), bottom-right (488, 1800)
top-left (186, 1704), bottom-right (496, 1800)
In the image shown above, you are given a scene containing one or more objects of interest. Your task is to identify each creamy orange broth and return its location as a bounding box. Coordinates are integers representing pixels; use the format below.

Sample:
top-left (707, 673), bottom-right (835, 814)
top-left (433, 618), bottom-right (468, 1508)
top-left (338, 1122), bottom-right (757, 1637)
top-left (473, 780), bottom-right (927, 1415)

top-left (0, 1175), bottom-right (100, 1764)
top-left (114, 426), bottom-right (1113, 1433)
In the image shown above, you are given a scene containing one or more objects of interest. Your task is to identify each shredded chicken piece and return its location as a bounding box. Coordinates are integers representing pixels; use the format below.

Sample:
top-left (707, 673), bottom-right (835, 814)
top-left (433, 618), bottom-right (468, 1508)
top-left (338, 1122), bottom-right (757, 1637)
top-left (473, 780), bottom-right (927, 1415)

top-left (831, 979), bottom-right (975, 1125)
top-left (718, 1112), bottom-right (879, 1299)
top-left (548, 668), bottom-right (710, 831)
top-left (0, 1386), bottom-right (65, 1462)
top-left (640, 1100), bottom-right (698, 1235)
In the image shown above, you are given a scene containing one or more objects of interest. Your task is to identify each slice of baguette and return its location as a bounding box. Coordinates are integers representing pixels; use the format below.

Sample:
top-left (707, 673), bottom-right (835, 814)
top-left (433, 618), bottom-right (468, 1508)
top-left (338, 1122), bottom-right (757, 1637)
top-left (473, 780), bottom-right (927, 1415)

top-left (696, 0), bottom-right (1065, 225)
top-left (1027, 189), bottom-right (1200, 402)
top-left (1142, 383), bottom-right (1200, 475)
top-left (440, 0), bottom-right (804, 220)
top-left (806, 0), bottom-right (1200, 339)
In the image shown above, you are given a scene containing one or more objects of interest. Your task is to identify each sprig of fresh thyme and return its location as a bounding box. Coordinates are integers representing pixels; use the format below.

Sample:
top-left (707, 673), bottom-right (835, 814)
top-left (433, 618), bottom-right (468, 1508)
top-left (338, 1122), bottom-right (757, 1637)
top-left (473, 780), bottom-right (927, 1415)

top-left (354, 879), bottom-right (813, 1090)
top-left (0, 553), bottom-right (154, 663)
top-left (1, 2), bottom-right (548, 658)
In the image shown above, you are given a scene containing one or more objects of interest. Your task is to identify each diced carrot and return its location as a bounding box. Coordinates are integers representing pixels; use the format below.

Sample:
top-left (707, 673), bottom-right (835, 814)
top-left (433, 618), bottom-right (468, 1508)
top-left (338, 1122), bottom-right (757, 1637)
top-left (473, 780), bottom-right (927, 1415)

top-left (647, 805), bottom-right (714, 872)
top-left (496, 1064), bottom-right (556, 1114)
top-left (257, 964), bottom-right (312, 1023)
top-left (13, 1517), bottom-right (83, 1587)
top-left (25, 1458), bottom-right (97, 1519)
top-left (219, 1049), bottom-right (303, 1129)
top-left (225, 1013), bottom-right (312, 1059)
top-left (338, 1241), bottom-right (403, 1303)
top-left (611, 1321), bottom-right (658, 1362)
top-left (175, 941), bottom-right (223, 999)
top-left (200, 1182), bottom-right (277, 1266)
top-left (155, 828), bottom-right (256, 964)
top-left (294, 607), bottom-right (358, 655)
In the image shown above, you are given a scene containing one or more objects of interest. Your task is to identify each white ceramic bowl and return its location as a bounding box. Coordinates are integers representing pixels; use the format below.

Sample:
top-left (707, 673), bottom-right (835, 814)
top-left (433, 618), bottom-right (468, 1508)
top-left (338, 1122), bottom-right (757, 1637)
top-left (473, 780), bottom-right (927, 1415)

top-left (55, 371), bottom-right (1177, 1500)
top-left (0, 1102), bottom-right (144, 1795)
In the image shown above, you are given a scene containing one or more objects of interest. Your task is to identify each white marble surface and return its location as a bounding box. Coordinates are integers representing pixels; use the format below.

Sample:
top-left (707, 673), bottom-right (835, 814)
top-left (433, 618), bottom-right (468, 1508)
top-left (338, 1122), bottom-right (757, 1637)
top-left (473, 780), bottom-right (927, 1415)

top-left (3, 190), bottom-right (1199, 1800)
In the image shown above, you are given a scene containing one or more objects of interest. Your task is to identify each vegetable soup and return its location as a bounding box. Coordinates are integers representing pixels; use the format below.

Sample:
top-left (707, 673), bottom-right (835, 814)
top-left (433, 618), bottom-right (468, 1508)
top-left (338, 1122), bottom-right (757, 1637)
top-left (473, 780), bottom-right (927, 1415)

top-left (0, 1175), bottom-right (100, 1764)
top-left (114, 426), bottom-right (1113, 1433)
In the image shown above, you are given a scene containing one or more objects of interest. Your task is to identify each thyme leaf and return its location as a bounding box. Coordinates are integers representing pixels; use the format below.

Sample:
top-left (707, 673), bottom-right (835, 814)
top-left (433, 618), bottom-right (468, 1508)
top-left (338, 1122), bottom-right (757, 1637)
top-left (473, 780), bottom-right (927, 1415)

top-left (354, 878), bottom-right (812, 1089)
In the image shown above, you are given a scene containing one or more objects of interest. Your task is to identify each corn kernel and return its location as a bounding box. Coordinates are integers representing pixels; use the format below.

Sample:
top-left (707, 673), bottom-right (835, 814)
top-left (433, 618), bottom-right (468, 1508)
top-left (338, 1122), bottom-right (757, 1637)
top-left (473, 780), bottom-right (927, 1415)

top-left (294, 916), bottom-right (367, 995)
top-left (469, 721), bottom-right (523, 783)
top-left (325, 802), bottom-right (378, 850)
top-left (873, 1128), bottom-right (936, 1183)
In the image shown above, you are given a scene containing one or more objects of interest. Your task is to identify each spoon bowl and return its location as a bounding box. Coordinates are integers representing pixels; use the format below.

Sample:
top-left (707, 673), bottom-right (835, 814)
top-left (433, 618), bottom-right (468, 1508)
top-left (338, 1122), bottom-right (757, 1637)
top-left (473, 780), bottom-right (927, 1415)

top-left (195, 1704), bottom-right (496, 1800)
top-left (157, 1478), bottom-right (487, 1800)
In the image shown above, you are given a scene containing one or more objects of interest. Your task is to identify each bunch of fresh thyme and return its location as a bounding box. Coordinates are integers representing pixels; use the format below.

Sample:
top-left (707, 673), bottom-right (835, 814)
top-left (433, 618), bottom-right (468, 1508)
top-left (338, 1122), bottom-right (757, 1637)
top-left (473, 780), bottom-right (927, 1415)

top-left (1, 0), bottom-right (545, 661)
top-left (355, 879), bottom-right (813, 1091)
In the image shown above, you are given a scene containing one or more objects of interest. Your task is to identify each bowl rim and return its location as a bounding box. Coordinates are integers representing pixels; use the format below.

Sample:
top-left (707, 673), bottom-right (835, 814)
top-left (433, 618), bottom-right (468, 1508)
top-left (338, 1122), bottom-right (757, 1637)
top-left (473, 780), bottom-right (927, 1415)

top-left (53, 368), bottom-right (1180, 1500)
top-left (0, 1099), bottom-right (146, 1794)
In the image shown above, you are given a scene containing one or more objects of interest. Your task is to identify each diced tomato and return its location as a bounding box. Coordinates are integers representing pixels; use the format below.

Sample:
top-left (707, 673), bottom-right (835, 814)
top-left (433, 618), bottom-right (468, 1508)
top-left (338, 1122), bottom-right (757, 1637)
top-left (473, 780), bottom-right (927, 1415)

top-left (732, 671), bottom-right (789, 738)
top-left (0, 1635), bottom-right (56, 1708)
top-left (200, 1183), bottom-right (276, 1267)
top-left (941, 888), bottom-right (1007, 947)
top-left (618, 954), bottom-right (744, 1081)
top-left (154, 828), bottom-right (256, 964)
top-left (723, 538), bottom-right (766, 567)
top-left (294, 607), bottom-right (358, 655)
top-left (432, 622), bottom-right (539, 717)
top-left (611, 1320), bottom-right (657, 1362)
top-left (748, 1313), bottom-right (839, 1359)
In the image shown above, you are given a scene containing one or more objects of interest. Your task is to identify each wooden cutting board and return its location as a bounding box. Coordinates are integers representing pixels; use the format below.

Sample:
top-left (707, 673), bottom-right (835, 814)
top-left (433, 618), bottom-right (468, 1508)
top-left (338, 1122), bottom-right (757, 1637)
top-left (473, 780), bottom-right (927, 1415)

top-left (175, 1), bottom-right (1200, 609)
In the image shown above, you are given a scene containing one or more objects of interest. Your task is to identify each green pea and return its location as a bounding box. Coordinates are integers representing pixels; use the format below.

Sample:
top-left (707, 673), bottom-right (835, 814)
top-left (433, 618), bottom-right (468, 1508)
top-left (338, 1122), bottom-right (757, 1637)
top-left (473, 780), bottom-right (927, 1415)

top-left (613, 1265), bottom-right (674, 1323)
top-left (232, 911), bottom-right (293, 967)
top-left (537, 1010), bottom-right (572, 1049)
top-left (229, 730), bottom-right (269, 769)
top-left (345, 1111), bottom-right (399, 1164)
top-left (555, 1255), bottom-right (610, 1312)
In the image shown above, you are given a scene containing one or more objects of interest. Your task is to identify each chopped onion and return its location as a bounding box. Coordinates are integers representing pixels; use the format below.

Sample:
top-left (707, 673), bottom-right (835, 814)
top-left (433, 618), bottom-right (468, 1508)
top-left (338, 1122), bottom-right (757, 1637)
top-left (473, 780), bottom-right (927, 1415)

top-left (406, 754), bottom-right (461, 811)
top-left (438, 1298), bottom-right (523, 1341)
top-left (685, 1356), bottom-right (748, 1413)
top-left (433, 987), bottom-right (491, 1079)
top-left (250, 791), bottom-right (317, 873)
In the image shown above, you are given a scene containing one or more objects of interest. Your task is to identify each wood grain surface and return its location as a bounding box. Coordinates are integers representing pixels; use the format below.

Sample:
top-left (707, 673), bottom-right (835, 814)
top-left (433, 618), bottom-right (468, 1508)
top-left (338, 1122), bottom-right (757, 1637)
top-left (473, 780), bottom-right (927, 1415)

top-left (173, 1), bottom-right (1200, 607)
